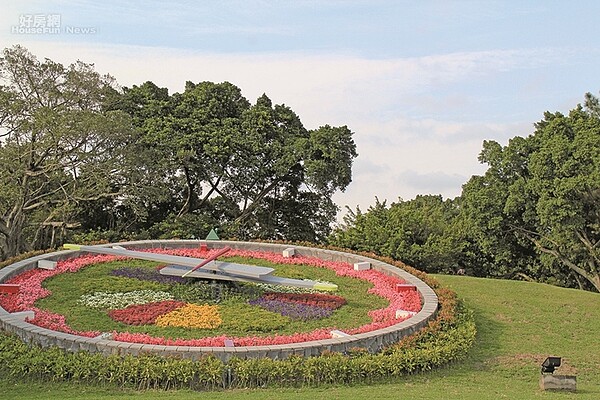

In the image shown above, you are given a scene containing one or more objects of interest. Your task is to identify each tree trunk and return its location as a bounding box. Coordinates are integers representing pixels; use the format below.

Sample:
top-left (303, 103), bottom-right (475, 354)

top-left (0, 213), bottom-right (26, 260)
top-left (591, 274), bottom-right (600, 293)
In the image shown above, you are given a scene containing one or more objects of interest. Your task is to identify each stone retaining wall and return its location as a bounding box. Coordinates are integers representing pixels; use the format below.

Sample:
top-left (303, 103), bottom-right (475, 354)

top-left (0, 240), bottom-right (438, 361)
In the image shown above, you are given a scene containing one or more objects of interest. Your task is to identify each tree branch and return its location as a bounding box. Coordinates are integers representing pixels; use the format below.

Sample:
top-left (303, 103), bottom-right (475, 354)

top-left (576, 230), bottom-right (600, 275)
top-left (516, 226), bottom-right (599, 291)
top-left (234, 176), bottom-right (285, 225)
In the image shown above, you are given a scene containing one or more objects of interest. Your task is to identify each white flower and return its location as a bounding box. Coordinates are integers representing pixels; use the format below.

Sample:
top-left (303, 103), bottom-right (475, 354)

top-left (78, 290), bottom-right (174, 310)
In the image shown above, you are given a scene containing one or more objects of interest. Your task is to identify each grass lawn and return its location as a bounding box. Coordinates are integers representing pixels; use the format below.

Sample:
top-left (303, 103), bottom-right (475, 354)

top-left (1, 274), bottom-right (599, 399)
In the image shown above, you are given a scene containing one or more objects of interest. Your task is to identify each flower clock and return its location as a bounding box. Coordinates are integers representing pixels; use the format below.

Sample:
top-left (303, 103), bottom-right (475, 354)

top-left (0, 247), bottom-right (422, 347)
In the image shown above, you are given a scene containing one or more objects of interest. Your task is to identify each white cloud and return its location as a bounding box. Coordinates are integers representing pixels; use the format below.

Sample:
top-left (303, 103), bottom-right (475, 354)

top-left (397, 170), bottom-right (467, 194)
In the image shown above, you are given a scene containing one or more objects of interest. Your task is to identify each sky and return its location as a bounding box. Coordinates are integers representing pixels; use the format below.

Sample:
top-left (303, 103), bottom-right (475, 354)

top-left (2, 1), bottom-right (599, 220)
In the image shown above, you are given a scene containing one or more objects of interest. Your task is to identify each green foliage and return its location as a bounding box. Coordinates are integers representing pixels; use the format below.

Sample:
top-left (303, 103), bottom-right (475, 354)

top-left (0, 45), bottom-right (140, 259)
top-left (0, 334), bottom-right (226, 390)
top-left (105, 80), bottom-right (358, 243)
top-left (219, 302), bottom-right (289, 332)
top-left (304, 125), bottom-right (357, 195)
top-left (147, 213), bottom-right (219, 240)
top-left (169, 281), bottom-right (263, 304)
top-left (329, 195), bottom-right (466, 274)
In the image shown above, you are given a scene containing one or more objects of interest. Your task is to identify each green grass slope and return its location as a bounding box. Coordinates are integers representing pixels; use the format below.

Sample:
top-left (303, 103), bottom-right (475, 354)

top-left (1, 275), bottom-right (599, 399)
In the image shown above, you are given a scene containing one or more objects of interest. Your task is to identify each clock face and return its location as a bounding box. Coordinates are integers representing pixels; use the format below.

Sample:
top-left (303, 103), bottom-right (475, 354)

top-left (0, 242), bottom-right (427, 355)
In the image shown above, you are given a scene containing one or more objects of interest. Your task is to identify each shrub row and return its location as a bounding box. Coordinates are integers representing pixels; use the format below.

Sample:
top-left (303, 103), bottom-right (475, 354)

top-left (0, 282), bottom-right (475, 390)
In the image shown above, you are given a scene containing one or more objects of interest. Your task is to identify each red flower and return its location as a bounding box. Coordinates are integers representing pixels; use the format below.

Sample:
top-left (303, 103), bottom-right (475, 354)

top-left (108, 300), bottom-right (186, 325)
top-left (260, 292), bottom-right (346, 310)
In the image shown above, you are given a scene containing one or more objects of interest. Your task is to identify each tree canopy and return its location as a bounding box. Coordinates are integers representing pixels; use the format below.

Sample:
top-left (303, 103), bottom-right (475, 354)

top-left (0, 45), bottom-right (137, 258)
top-left (0, 46), bottom-right (357, 258)
top-left (112, 81), bottom-right (357, 242)
top-left (462, 97), bottom-right (600, 291)
top-left (330, 195), bottom-right (465, 274)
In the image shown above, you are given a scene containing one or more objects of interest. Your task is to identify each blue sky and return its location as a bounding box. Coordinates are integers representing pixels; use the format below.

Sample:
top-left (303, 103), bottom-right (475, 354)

top-left (2, 1), bottom-right (600, 218)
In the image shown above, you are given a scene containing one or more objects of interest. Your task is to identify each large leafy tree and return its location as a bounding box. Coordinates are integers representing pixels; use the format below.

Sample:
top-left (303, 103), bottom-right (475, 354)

top-left (461, 94), bottom-right (600, 291)
top-left (118, 83), bottom-right (357, 241)
top-left (460, 138), bottom-right (542, 280)
top-left (0, 45), bottom-right (136, 258)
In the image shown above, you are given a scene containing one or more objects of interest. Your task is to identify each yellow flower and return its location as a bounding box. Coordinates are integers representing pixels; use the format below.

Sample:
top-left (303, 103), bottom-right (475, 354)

top-left (155, 303), bottom-right (222, 329)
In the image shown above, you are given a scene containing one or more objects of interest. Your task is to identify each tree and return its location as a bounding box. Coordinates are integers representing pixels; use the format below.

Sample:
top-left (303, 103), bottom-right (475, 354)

top-left (461, 94), bottom-right (600, 291)
top-left (119, 83), bottom-right (357, 241)
top-left (459, 138), bottom-right (542, 280)
top-left (329, 195), bottom-right (466, 273)
top-left (0, 46), bottom-right (358, 254)
top-left (0, 45), bottom-right (136, 258)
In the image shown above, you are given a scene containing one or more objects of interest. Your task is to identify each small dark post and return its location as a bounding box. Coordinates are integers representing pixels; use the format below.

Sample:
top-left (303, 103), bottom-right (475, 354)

top-left (541, 356), bottom-right (561, 374)
top-left (539, 356), bottom-right (576, 392)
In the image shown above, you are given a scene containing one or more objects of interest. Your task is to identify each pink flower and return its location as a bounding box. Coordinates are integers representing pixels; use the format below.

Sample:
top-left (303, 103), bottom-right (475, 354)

top-left (0, 255), bottom-right (114, 312)
top-left (27, 308), bottom-right (99, 337)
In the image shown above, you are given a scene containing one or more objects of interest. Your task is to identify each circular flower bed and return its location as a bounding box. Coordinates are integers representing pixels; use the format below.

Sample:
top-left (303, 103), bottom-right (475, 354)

top-left (0, 247), bottom-right (422, 347)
